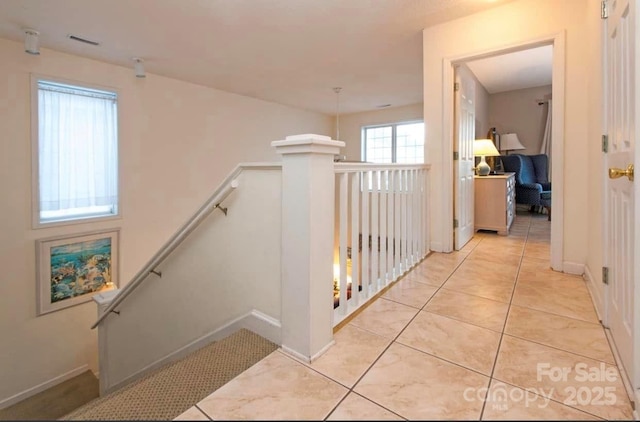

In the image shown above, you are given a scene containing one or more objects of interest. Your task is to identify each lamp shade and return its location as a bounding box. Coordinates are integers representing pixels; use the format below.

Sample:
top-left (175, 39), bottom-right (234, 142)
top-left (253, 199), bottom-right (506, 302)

top-left (473, 139), bottom-right (500, 157)
top-left (500, 133), bottom-right (525, 152)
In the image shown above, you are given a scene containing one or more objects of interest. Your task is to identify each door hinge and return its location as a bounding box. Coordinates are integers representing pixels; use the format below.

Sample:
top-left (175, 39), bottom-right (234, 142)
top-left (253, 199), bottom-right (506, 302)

top-left (454, 82), bottom-right (460, 91)
top-left (602, 266), bottom-right (609, 285)
top-left (601, 1), bottom-right (608, 19)
top-left (453, 151), bottom-right (459, 160)
top-left (453, 219), bottom-right (459, 229)
top-left (602, 135), bottom-right (609, 153)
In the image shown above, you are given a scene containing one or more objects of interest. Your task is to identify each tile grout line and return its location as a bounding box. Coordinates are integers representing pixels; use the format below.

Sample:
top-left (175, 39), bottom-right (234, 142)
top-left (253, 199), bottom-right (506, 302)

top-left (479, 213), bottom-right (532, 420)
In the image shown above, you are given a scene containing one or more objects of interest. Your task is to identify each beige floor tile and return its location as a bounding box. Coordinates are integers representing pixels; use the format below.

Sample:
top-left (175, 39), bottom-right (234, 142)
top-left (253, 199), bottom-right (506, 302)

top-left (523, 243), bottom-right (550, 260)
top-left (425, 289), bottom-right (509, 332)
top-left (349, 297), bottom-right (419, 339)
top-left (481, 381), bottom-right (601, 420)
top-left (397, 311), bottom-right (501, 375)
top-left (173, 406), bottom-right (210, 421)
top-left (401, 266), bottom-right (452, 287)
top-left (354, 343), bottom-right (489, 420)
top-left (451, 259), bottom-right (519, 282)
top-left (307, 324), bottom-right (391, 388)
top-left (197, 351), bottom-right (347, 420)
top-left (419, 251), bottom-right (466, 267)
top-left (505, 305), bottom-right (614, 364)
top-left (517, 257), bottom-right (584, 283)
top-left (327, 393), bottom-right (403, 420)
top-left (493, 336), bottom-right (633, 421)
top-left (512, 281), bottom-right (599, 324)
top-left (466, 248), bottom-right (522, 267)
top-left (443, 261), bottom-right (517, 303)
top-left (381, 276), bottom-right (439, 308)
top-left (459, 237), bottom-right (482, 254)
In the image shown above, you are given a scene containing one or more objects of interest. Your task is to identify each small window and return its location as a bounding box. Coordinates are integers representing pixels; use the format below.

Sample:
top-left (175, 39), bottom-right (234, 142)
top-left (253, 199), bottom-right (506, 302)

top-left (362, 121), bottom-right (424, 164)
top-left (33, 77), bottom-right (119, 226)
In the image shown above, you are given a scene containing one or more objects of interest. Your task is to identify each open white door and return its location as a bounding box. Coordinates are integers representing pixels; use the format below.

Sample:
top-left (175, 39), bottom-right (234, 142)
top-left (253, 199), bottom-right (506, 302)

top-left (603, 0), bottom-right (639, 391)
top-left (453, 65), bottom-right (476, 250)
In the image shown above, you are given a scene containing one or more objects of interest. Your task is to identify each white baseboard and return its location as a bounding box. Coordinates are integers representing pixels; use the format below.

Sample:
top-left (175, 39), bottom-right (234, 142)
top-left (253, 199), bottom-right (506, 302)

top-left (0, 365), bottom-right (89, 409)
top-left (634, 390), bottom-right (640, 420)
top-left (603, 328), bottom-right (636, 410)
top-left (241, 310), bottom-right (281, 345)
top-left (429, 241), bottom-right (444, 253)
top-left (103, 310), bottom-right (281, 395)
top-left (583, 264), bottom-right (604, 323)
top-left (281, 339), bottom-right (336, 364)
top-left (562, 261), bottom-right (585, 275)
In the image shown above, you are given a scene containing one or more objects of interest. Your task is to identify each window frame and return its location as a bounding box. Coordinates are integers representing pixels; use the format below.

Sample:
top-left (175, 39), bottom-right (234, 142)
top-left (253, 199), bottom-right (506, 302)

top-left (31, 74), bottom-right (122, 229)
top-left (361, 119), bottom-right (425, 164)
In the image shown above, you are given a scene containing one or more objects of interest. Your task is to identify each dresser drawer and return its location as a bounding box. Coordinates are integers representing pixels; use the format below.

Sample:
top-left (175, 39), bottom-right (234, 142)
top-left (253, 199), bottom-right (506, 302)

top-left (474, 173), bottom-right (516, 236)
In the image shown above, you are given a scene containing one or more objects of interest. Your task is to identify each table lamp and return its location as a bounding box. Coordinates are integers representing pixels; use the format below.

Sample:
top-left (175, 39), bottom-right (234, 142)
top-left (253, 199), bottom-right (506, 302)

top-left (473, 138), bottom-right (500, 176)
top-left (500, 133), bottom-right (526, 155)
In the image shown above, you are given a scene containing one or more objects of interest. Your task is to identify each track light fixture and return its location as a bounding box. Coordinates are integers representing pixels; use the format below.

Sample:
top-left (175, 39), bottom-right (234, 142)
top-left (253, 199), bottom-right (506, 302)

top-left (24, 28), bottom-right (40, 55)
top-left (132, 57), bottom-right (145, 78)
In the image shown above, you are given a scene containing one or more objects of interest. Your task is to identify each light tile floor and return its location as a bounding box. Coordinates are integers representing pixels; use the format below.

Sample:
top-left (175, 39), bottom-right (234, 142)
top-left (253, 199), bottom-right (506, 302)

top-left (175, 212), bottom-right (635, 421)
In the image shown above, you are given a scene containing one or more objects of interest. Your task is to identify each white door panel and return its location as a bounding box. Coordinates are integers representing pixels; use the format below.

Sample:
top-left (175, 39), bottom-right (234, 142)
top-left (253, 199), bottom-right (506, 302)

top-left (454, 65), bottom-right (476, 250)
top-left (604, 0), bottom-right (637, 388)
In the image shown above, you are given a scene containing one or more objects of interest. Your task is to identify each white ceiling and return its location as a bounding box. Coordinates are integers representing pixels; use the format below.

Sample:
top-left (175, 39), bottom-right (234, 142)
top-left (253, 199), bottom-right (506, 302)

top-left (0, 0), bottom-right (525, 115)
top-left (465, 45), bottom-right (553, 94)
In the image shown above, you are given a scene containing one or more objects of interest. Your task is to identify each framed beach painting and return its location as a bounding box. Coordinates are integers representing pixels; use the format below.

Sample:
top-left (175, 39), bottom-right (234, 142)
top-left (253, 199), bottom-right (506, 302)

top-left (36, 229), bottom-right (119, 316)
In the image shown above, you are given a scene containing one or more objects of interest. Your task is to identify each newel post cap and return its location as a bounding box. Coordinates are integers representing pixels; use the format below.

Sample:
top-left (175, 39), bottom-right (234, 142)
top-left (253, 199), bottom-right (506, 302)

top-left (271, 134), bottom-right (345, 155)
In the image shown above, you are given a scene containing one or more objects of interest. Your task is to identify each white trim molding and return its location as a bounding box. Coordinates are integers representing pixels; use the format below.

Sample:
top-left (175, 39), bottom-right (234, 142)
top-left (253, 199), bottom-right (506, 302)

top-left (0, 365), bottom-right (90, 409)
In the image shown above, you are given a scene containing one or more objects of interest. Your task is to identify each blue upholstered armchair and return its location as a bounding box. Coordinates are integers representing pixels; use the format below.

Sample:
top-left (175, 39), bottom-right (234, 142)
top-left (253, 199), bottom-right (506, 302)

top-left (500, 154), bottom-right (551, 220)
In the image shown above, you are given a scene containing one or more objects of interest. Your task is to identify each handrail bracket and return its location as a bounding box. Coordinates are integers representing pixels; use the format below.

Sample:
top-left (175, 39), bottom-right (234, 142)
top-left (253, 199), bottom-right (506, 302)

top-left (150, 269), bottom-right (162, 277)
top-left (214, 203), bottom-right (228, 216)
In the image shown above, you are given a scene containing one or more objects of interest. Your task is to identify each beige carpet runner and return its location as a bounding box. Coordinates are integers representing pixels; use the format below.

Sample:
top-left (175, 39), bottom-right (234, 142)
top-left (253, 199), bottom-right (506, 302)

top-left (61, 329), bottom-right (278, 421)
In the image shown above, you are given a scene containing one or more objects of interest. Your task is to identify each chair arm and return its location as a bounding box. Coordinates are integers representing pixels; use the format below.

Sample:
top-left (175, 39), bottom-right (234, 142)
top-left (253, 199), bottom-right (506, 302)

top-left (520, 183), bottom-right (543, 193)
top-left (540, 182), bottom-right (551, 190)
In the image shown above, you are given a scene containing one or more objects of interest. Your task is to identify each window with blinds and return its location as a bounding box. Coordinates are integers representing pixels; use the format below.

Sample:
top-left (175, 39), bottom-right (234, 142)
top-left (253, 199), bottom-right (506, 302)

top-left (33, 78), bottom-right (119, 225)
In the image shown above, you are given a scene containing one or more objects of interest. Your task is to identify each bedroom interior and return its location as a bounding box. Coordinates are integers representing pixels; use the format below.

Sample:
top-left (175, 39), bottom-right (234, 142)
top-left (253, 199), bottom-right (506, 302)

top-left (463, 45), bottom-right (554, 231)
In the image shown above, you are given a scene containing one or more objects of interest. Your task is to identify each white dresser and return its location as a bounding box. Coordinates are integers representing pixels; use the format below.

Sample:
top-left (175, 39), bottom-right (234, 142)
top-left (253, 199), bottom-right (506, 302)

top-left (474, 173), bottom-right (516, 235)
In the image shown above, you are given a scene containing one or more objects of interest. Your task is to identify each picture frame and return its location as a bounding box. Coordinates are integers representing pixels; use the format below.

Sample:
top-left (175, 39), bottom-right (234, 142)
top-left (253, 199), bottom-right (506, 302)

top-left (36, 228), bottom-right (119, 316)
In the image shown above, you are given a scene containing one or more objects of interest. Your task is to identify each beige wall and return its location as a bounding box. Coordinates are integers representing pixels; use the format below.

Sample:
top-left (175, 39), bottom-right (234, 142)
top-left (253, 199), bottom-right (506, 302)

top-left (489, 85), bottom-right (553, 155)
top-left (585, 0), bottom-right (605, 309)
top-left (338, 103), bottom-right (423, 160)
top-left (423, 0), bottom-right (589, 262)
top-left (0, 37), bottom-right (331, 405)
top-left (473, 70), bottom-right (490, 140)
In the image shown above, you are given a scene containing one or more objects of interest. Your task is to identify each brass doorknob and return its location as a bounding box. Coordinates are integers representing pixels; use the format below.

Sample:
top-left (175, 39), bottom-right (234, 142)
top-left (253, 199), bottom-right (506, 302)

top-left (609, 164), bottom-right (634, 181)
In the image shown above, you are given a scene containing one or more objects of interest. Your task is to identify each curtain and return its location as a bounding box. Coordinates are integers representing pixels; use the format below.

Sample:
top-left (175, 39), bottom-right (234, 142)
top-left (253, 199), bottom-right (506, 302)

top-left (38, 82), bottom-right (118, 217)
top-left (539, 100), bottom-right (552, 179)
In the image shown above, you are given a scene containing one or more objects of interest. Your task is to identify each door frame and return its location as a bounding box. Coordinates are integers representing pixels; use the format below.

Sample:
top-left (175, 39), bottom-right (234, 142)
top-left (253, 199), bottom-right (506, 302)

top-left (441, 32), bottom-right (566, 272)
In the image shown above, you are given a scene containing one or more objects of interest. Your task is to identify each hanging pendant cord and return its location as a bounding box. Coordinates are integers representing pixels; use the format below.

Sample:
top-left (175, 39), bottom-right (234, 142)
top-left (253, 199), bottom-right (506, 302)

top-left (333, 87), bottom-right (342, 140)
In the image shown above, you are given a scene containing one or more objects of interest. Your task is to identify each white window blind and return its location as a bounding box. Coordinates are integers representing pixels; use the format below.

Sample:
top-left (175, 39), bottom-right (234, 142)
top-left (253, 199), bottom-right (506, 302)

top-left (37, 80), bottom-right (118, 224)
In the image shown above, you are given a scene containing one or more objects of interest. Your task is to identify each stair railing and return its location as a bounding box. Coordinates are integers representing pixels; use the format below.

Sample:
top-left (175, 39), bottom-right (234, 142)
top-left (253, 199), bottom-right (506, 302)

top-left (91, 165), bottom-right (246, 329)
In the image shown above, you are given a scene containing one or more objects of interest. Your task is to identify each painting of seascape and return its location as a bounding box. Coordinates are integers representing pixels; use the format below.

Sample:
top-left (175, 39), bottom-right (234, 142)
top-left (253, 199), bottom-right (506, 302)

top-left (37, 229), bottom-right (119, 315)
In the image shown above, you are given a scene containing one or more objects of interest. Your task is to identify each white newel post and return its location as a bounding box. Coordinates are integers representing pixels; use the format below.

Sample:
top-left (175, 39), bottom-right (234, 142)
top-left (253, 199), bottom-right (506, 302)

top-left (93, 289), bottom-right (119, 395)
top-left (272, 134), bottom-right (345, 363)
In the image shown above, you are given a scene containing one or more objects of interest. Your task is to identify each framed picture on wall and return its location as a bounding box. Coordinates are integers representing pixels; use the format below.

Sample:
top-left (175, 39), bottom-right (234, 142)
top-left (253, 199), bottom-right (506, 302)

top-left (36, 229), bottom-right (119, 316)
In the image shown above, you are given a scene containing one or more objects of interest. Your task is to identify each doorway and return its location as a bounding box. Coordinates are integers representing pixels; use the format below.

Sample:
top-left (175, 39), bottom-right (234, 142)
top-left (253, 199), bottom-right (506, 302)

top-left (445, 35), bottom-right (565, 271)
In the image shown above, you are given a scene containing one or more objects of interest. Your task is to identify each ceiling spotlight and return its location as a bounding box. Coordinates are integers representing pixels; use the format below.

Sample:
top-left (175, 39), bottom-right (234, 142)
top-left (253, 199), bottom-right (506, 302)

top-left (24, 28), bottom-right (40, 55)
top-left (132, 57), bottom-right (145, 78)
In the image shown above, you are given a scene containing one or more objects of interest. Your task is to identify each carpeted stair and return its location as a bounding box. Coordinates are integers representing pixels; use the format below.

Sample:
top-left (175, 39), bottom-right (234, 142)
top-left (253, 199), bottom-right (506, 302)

top-left (60, 328), bottom-right (278, 421)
